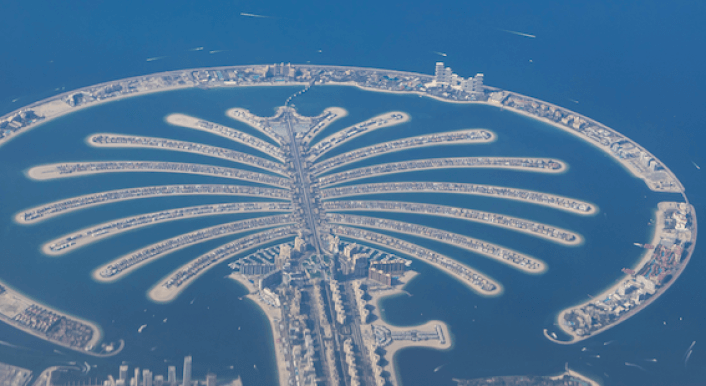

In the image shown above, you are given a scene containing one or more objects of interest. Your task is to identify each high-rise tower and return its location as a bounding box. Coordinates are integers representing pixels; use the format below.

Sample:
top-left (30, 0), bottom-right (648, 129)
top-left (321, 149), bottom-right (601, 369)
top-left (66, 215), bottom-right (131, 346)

top-left (206, 373), bottom-right (217, 386)
top-left (119, 365), bottom-right (129, 382)
top-left (142, 369), bottom-right (152, 386)
top-left (134, 367), bottom-right (141, 386)
top-left (182, 356), bottom-right (192, 386)
top-left (167, 366), bottom-right (176, 386)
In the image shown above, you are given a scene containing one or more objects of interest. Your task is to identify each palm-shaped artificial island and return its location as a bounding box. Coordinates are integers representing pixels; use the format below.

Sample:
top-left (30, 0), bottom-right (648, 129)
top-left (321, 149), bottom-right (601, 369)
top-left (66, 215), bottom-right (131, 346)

top-left (0, 63), bottom-right (696, 386)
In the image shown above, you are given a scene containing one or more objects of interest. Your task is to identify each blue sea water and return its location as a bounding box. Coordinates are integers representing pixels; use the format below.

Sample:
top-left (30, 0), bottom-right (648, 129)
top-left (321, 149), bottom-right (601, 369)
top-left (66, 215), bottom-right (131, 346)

top-left (0, 1), bottom-right (705, 386)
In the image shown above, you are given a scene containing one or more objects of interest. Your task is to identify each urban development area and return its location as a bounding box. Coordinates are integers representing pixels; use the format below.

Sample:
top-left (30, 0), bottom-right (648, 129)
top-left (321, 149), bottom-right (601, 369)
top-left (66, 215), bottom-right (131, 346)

top-left (0, 62), bottom-right (696, 386)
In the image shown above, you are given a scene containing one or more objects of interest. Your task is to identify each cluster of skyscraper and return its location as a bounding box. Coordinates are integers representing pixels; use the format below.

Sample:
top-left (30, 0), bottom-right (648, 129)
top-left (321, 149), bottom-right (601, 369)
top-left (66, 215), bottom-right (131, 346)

top-left (434, 62), bottom-right (484, 92)
top-left (110, 356), bottom-right (217, 386)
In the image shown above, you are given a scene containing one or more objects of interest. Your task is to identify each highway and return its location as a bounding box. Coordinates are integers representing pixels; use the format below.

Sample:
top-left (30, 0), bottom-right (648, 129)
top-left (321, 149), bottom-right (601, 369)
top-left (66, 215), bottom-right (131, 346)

top-left (284, 110), bottom-right (323, 255)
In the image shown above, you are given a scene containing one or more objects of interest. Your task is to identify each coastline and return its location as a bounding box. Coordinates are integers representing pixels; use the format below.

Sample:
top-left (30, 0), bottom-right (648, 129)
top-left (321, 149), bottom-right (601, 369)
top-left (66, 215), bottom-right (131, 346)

top-left (317, 157), bottom-right (568, 188)
top-left (15, 185), bottom-right (291, 225)
top-left (320, 182), bottom-right (597, 216)
top-left (26, 162), bottom-right (290, 188)
top-left (300, 107), bottom-right (349, 146)
top-left (363, 270), bottom-right (452, 386)
top-left (0, 62), bottom-right (685, 198)
top-left (310, 129), bottom-right (496, 176)
top-left (93, 218), bottom-right (295, 282)
top-left (1, 83), bottom-right (195, 149)
top-left (0, 279), bottom-right (113, 357)
top-left (0, 62), bottom-right (694, 385)
top-left (147, 233), bottom-right (295, 303)
top-left (328, 216), bottom-right (546, 274)
top-left (225, 108), bottom-right (283, 144)
top-left (332, 230), bottom-right (502, 296)
top-left (324, 202), bottom-right (583, 247)
top-left (226, 273), bottom-right (291, 386)
top-left (86, 133), bottom-right (289, 176)
top-left (42, 203), bottom-right (292, 256)
top-left (547, 202), bottom-right (696, 344)
top-left (308, 111), bottom-right (411, 161)
top-left (165, 113), bottom-right (286, 162)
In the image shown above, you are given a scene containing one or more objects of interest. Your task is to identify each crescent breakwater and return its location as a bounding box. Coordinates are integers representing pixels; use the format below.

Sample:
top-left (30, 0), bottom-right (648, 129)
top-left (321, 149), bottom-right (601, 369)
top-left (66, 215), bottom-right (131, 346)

top-left (16, 184), bottom-right (291, 224)
top-left (319, 181), bottom-right (595, 215)
top-left (547, 202), bottom-right (697, 345)
top-left (322, 200), bottom-right (582, 245)
top-left (0, 62), bottom-right (696, 383)
top-left (93, 214), bottom-right (298, 282)
top-left (309, 129), bottom-right (495, 176)
top-left (326, 213), bottom-right (545, 273)
top-left (314, 157), bottom-right (565, 188)
top-left (43, 202), bottom-right (295, 256)
top-left (27, 161), bottom-right (291, 188)
top-left (88, 134), bottom-right (288, 175)
top-left (0, 62), bottom-right (685, 195)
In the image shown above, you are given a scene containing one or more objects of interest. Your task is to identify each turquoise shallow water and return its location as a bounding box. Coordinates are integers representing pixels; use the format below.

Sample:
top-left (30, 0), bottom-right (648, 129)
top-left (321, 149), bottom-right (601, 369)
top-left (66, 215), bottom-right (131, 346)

top-left (0, 84), bottom-right (692, 386)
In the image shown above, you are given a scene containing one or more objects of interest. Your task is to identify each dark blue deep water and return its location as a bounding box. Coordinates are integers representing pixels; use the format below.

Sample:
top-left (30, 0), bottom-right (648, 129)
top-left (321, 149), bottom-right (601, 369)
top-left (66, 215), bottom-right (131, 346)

top-left (1, 2), bottom-right (705, 386)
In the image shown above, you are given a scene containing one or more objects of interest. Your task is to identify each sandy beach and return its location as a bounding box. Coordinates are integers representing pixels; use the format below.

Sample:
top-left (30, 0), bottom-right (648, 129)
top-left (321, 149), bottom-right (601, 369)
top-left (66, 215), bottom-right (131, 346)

top-left (165, 113), bottom-right (286, 162)
top-left (87, 133), bottom-right (289, 176)
top-left (332, 231), bottom-right (502, 296)
top-left (310, 129), bottom-right (496, 176)
top-left (321, 182), bottom-right (597, 216)
top-left (0, 279), bottom-right (105, 356)
top-left (329, 217), bottom-right (545, 274)
top-left (308, 111), bottom-right (411, 161)
top-left (0, 81), bottom-right (195, 149)
top-left (26, 161), bottom-right (290, 189)
top-left (93, 217), bottom-right (295, 282)
top-left (226, 273), bottom-right (291, 386)
top-left (300, 107), bottom-right (349, 145)
top-left (548, 202), bottom-right (688, 344)
top-left (317, 157), bottom-right (568, 188)
top-left (42, 202), bottom-right (292, 256)
top-left (15, 185), bottom-right (291, 225)
top-left (326, 202), bottom-right (583, 246)
top-left (225, 108), bottom-right (287, 144)
top-left (495, 103), bottom-right (682, 193)
top-left (363, 270), bottom-right (452, 386)
top-left (147, 233), bottom-right (295, 303)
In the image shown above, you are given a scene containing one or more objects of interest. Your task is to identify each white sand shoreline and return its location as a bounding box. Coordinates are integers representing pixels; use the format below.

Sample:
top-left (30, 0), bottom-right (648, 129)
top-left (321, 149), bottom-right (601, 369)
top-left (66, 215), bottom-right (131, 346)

top-left (0, 279), bottom-right (111, 356)
top-left (547, 202), bottom-right (692, 345)
top-left (42, 202), bottom-right (293, 256)
top-left (226, 273), bottom-right (291, 386)
top-left (147, 232), bottom-right (295, 303)
top-left (324, 202), bottom-right (583, 246)
top-left (332, 229), bottom-right (503, 296)
top-left (329, 216), bottom-right (545, 274)
top-left (363, 271), bottom-right (452, 386)
top-left (321, 182), bottom-right (597, 216)
top-left (93, 217), bottom-right (294, 282)
top-left (15, 185), bottom-right (291, 225)
top-left (311, 128), bottom-right (496, 176)
top-left (87, 133), bottom-right (289, 176)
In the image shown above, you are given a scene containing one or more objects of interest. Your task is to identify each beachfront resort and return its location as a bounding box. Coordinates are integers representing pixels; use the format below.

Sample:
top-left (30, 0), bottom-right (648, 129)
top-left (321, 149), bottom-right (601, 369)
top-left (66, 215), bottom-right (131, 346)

top-left (0, 62), bottom-right (695, 386)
